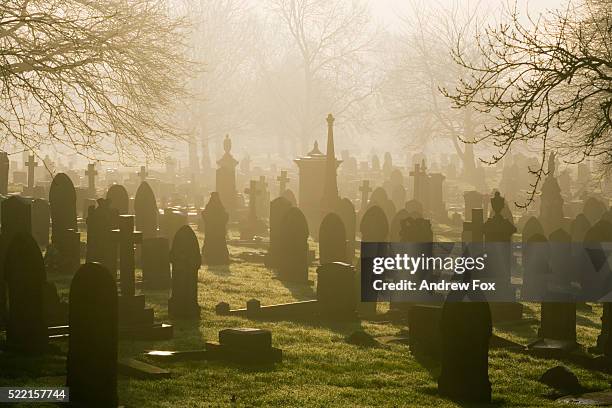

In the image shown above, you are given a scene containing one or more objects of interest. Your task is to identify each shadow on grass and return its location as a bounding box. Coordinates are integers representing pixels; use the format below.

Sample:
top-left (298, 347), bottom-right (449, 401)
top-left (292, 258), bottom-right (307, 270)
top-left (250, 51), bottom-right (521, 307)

top-left (207, 265), bottom-right (232, 276)
top-left (420, 386), bottom-right (506, 407)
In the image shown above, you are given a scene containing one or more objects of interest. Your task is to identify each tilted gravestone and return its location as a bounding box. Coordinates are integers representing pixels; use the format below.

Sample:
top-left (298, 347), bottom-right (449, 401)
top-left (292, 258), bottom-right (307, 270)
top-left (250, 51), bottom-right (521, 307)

top-left (266, 197), bottom-right (293, 268)
top-left (278, 207), bottom-right (309, 283)
top-left (134, 181), bottom-right (158, 239)
top-left (201, 192), bottom-right (230, 266)
top-left (438, 290), bottom-right (492, 403)
top-left (49, 172), bottom-right (80, 274)
top-left (4, 232), bottom-right (47, 352)
top-left (106, 184), bottom-right (129, 215)
top-left (169, 225), bottom-right (201, 319)
top-left (66, 263), bottom-right (118, 407)
top-left (318, 212), bottom-right (346, 264)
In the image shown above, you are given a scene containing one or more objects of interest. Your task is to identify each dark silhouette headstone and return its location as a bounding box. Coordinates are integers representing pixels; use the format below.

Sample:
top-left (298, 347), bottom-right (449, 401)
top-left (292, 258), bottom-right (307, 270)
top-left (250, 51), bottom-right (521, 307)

top-left (134, 181), bottom-right (158, 238)
top-left (278, 207), bottom-right (309, 282)
top-left (201, 192), bottom-right (230, 266)
top-left (390, 209), bottom-right (410, 241)
top-left (318, 212), bottom-right (346, 264)
top-left (49, 173), bottom-right (80, 274)
top-left (4, 232), bottom-right (47, 352)
top-left (66, 263), bottom-right (118, 407)
top-left (169, 225), bottom-right (201, 319)
top-left (267, 197), bottom-right (293, 268)
top-left (360, 205), bottom-right (389, 241)
top-left (334, 198), bottom-right (356, 262)
top-left (106, 184), bottom-right (129, 215)
top-left (583, 197), bottom-right (607, 225)
top-left (438, 290), bottom-right (492, 403)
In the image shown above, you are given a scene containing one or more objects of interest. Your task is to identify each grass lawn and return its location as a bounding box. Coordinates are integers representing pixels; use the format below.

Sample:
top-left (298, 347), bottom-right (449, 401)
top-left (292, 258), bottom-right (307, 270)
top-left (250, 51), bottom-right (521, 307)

top-left (0, 232), bottom-right (609, 407)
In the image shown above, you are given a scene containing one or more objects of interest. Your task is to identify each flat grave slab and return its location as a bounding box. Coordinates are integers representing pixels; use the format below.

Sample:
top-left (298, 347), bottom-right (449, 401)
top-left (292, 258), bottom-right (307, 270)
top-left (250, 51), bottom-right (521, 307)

top-left (118, 358), bottom-right (171, 379)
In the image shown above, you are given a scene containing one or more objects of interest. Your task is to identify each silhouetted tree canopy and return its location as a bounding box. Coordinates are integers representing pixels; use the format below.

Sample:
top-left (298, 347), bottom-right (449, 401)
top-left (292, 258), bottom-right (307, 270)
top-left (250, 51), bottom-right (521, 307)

top-left (446, 0), bottom-right (611, 201)
top-left (0, 0), bottom-right (191, 162)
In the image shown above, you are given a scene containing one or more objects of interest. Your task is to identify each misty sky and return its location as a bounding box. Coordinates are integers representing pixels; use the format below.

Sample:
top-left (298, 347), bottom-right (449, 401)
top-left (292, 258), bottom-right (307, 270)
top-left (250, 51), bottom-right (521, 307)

top-left (369, 0), bottom-right (568, 31)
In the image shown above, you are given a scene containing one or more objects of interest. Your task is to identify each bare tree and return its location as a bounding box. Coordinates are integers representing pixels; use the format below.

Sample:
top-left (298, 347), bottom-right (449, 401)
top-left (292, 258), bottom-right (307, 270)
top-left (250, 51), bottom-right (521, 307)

top-left (0, 0), bottom-right (191, 163)
top-left (178, 0), bottom-right (257, 173)
top-left (445, 0), bottom-right (612, 204)
top-left (266, 0), bottom-right (378, 151)
top-left (380, 0), bottom-right (492, 183)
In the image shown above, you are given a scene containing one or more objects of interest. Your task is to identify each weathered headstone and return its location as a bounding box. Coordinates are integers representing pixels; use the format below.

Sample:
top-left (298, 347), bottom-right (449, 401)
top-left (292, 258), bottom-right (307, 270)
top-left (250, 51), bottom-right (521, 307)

top-left (169, 225), bottom-right (201, 319)
top-left (278, 207), bottom-right (309, 282)
top-left (85, 163), bottom-right (97, 198)
top-left (66, 263), bottom-right (118, 407)
top-left (134, 181), bottom-right (158, 238)
top-left (334, 198), bottom-right (356, 262)
top-left (201, 192), bottom-right (230, 266)
top-left (319, 212), bottom-right (347, 264)
top-left (106, 184), bottom-right (129, 215)
top-left (86, 198), bottom-right (118, 273)
top-left (539, 153), bottom-right (565, 234)
top-left (360, 205), bottom-right (389, 242)
top-left (438, 290), bottom-right (492, 403)
top-left (112, 215), bottom-right (142, 297)
top-left (390, 209), bottom-right (411, 242)
top-left (49, 173), bottom-right (80, 274)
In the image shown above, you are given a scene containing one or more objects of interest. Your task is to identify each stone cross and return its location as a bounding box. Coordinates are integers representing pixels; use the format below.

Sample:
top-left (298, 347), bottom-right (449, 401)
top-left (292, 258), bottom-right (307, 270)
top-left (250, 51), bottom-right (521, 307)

top-left (277, 170), bottom-right (290, 196)
top-left (138, 166), bottom-right (148, 183)
top-left (85, 163), bottom-right (98, 197)
top-left (111, 215), bottom-right (143, 297)
top-left (359, 180), bottom-right (372, 210)
top-left (26, 154), bottom-right (38, 189)
top-left (244, 180), bottom-right (260, 219)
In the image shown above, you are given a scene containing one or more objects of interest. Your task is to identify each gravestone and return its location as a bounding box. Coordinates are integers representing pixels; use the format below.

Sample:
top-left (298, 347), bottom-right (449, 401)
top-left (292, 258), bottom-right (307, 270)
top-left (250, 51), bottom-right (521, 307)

top-left (438, 290), bottom-right (492, 403)
top-left (319, 212), bottom-right (347, 264)
top-left (539, 153), bottom-right (565, 234)
top-left (522, 216), bottom-right (544, 242)
top-left (31, 199), bottom-right (50, 248)
top-left (142, 237), bottom-right (171, 289)
top-left (160, 208), bottom-right (187, 245)
top-left (317, 262), bottom-right (357, 320)
top-left (134, 181), bottom-right (158, 238)
top-left (86, 198), bottom-right (118, 273)
top-left (216, 134), bottom-right (239, 217)
top-left (282, 189), bottom-right (297, 207)
top-left (201, 192), bottom-right (230, 266)
top-left (360, 205), bottom-right (389, 242)
top-left (483, 192), bottom-right (519, 303)
top-left (278, 207), bottom-right (309, 282)
top-left (66, 263), bottom-right (118, 407)
top-left (4, 232), bottom-right (47, 352)
top-left (570, 214), bottom-right (591, 242)
top-left (464, 190), bottom-right (487, 221)
top-left (522, 234), bottom-right (550, 301)
top-left (368, 187), bottom-right (395, 223)
top-left (85, 163), bottom-right (97, 198)
top-left (169, 225), bottom-right (201, 319)
top-left (334, 198), bottom-right (356, 262)
top-left (240, 179), bottom-right (267, 240)
top-left (112, 215), bottom-right (142, 297)
top-left (266, 197), bottom-right (293, 268)
top-left (24, 154), bottom-right (38, 195)
top-left (583, 197), bottom-right (607, 225)
top-left (49, 173), bottom-right (80, 274)
top-left (106, 184), bottom-right (129, 215)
